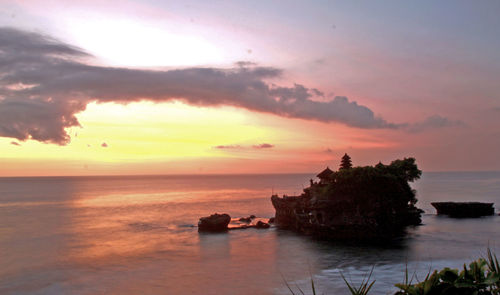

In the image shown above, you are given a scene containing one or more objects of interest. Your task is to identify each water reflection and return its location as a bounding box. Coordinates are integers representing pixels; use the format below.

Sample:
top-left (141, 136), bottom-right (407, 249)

top-left (0, 174), bottom-right (499, 295)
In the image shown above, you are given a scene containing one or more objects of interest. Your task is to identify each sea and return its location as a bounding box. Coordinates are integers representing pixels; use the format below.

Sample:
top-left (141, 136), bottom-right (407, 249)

top-left (0, 172), bottom-right (499, 295)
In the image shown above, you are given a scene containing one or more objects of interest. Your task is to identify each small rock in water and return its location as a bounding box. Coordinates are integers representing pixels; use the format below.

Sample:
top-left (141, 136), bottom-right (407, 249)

top-left (198, 213), bottom-right (231, 232)
top-left (431, 202), bottom-right (494, 218)
top-left (255, 220), bottom-right (270, 229)
top-left (239, 217), bottom-right (252, 223)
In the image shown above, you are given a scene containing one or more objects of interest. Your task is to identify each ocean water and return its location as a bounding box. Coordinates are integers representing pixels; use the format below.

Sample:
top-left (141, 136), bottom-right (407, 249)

top-left (0, 172), bottom-right (499, 295)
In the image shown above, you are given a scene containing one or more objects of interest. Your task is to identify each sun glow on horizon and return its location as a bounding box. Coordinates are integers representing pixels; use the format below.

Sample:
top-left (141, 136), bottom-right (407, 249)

top-left (0, 100), bottom-right (357, 176)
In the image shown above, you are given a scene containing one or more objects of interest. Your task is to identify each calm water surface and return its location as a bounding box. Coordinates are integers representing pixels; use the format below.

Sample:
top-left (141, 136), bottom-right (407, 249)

top-left (0, 172), bottom-right (499, 294)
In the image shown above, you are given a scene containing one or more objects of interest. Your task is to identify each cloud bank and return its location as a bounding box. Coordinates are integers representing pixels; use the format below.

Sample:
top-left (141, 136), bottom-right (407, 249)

top-left (0, 27), bottom-right (460, 145)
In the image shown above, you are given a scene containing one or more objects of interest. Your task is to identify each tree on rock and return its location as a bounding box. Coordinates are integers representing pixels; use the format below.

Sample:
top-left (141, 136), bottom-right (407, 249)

top-left (340, 153), bottom-right (352, 170)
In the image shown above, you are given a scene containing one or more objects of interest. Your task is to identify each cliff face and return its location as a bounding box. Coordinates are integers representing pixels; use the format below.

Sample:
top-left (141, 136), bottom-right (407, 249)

top-left (271, 159), bottom-right (424, 240)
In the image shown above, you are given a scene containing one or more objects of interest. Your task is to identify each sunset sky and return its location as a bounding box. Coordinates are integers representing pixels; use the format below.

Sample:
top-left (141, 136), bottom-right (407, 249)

top-left (1, 0), bottom-right (500, 176)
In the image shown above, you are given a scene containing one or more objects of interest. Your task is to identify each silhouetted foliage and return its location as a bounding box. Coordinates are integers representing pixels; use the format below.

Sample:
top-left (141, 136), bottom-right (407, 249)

top-left (272, 156), bottom-right (424, 240)
top-left (322, 157), bottom-right (423, 231)
top-left (340, 153), bottom-right (353, 170)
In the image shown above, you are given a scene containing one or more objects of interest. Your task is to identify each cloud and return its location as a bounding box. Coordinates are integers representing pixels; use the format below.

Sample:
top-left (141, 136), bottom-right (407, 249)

top-left (101, 142), bottom-right (108, 147)
top-left (252, 143), bottom-right (274, 149)
top-left (324, 148), bottom-right (333, 153)
top-left (10, 141), bottom-right (20, 146)
top-left (407, 115), bottom-right (465, 133)
top-left (313, 58), bottom-right (327, 65)
top-left (214, 144), bottom-right (241, 149)
top-left (214, 143), bottom-right (274, 150)
top-left (0, 27), bottom-right (414, 145)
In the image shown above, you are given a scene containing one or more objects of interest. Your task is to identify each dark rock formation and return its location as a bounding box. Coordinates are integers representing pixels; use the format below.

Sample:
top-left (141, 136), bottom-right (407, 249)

top-left (198, 213), bottom-right (231, 232)
top-left (271, 157), bottom-right (424, 240)
top-left (239, 217), bottom-right (252, 223)
top-left (238, 215), bottom-right (256, 222)
top-left (268, 217), bottom-right (275, 223)
top-left (431, 202), bottom-right (495, 218)
top-left (255, 220), bottom-right (270, 229)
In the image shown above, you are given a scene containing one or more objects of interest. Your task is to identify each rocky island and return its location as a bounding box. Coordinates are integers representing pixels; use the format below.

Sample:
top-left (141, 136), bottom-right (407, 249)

top-left (271, 154), bottom-right (424, 240)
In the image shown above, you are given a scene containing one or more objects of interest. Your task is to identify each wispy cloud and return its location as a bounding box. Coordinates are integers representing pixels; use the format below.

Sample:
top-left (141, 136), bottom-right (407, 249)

top-left (252, 143), bottom-right (274, 149)
top-left (0, 27), bottom-right (402, 145)
top-left (214, 143), bottom-right (275, 150)
top-left (407, 115), bottom-right (465, 133)
top-left (214, 144), bottom-right (241, 149)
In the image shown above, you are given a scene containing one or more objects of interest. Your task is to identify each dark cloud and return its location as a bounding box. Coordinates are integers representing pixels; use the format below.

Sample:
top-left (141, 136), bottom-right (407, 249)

top-left (214, 144), bottom-right (241, 149)
top-left (0, 27), bottom-right (434, 145)
top-left (10, 141), bottom-right (20, 146)
top-left (252, 143), bottom-right (274, 149)
top-left (0, 97), bottom-right (85, 144)
top-left (407, 115), bottom-right (465, 133)
top-left (324, 148), bottom-right (333, 153)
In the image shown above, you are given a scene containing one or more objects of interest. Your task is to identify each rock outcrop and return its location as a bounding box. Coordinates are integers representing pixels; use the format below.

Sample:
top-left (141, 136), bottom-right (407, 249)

top-left (271, 157), bottom-right (424, 240)
top-left (431, 202), bottom-right (495, 218)
top-left (198, 213), bottom-right (231, 232)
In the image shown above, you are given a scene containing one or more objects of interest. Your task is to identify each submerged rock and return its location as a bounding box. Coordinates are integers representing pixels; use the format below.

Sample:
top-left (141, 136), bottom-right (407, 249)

top-left (198, 213), bottom-right (231, 232)
top-left (238, 216), bottom-right (252, 223)
top-left (431, 202), bottom-right (494, 218)
top-left (255, 220), bottom-right (270, 229)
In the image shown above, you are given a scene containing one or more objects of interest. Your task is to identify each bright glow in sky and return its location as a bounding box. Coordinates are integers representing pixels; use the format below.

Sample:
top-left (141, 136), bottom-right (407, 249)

top-left (67, 20), bottom-right (225, 67)
top-left (1, 0), bottom-right (500, 176)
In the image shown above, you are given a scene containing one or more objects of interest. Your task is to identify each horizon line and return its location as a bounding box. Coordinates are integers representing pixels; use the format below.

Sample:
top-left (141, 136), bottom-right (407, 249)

top-left (1, 169), bottom-right (500, 179)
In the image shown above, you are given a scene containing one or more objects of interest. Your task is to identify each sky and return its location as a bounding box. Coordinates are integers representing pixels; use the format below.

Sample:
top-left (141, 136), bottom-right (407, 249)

top-left (1, 0), bottom-right (500, 176)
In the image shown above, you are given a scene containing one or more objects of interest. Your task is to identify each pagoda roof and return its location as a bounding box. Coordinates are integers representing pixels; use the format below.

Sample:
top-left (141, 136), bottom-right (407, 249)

top-left (316, 167), bottom-right (334, 179)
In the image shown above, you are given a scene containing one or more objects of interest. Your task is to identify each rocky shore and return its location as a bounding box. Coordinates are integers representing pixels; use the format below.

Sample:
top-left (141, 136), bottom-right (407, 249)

top-left (198, 213), bottom-right (272, 232)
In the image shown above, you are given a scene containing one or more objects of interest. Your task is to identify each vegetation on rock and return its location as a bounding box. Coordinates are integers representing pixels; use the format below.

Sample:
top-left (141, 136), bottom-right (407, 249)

top-left (272, 156), bottom-right (424, 239)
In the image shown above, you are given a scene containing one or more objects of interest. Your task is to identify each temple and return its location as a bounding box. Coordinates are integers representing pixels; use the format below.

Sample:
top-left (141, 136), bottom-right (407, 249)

top-left (271, 156), bottom-right (423, 240)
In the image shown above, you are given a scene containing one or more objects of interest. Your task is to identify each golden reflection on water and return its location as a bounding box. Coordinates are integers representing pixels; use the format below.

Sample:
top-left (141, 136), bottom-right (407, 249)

top-left (56, 187), bottom-right (308, 294)
top-left (73, 189), bottom-right (257, 207)
top-left (64, 188), bottom-right (268, 266)
top-left (0, 175), bottom-right (329, 294)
